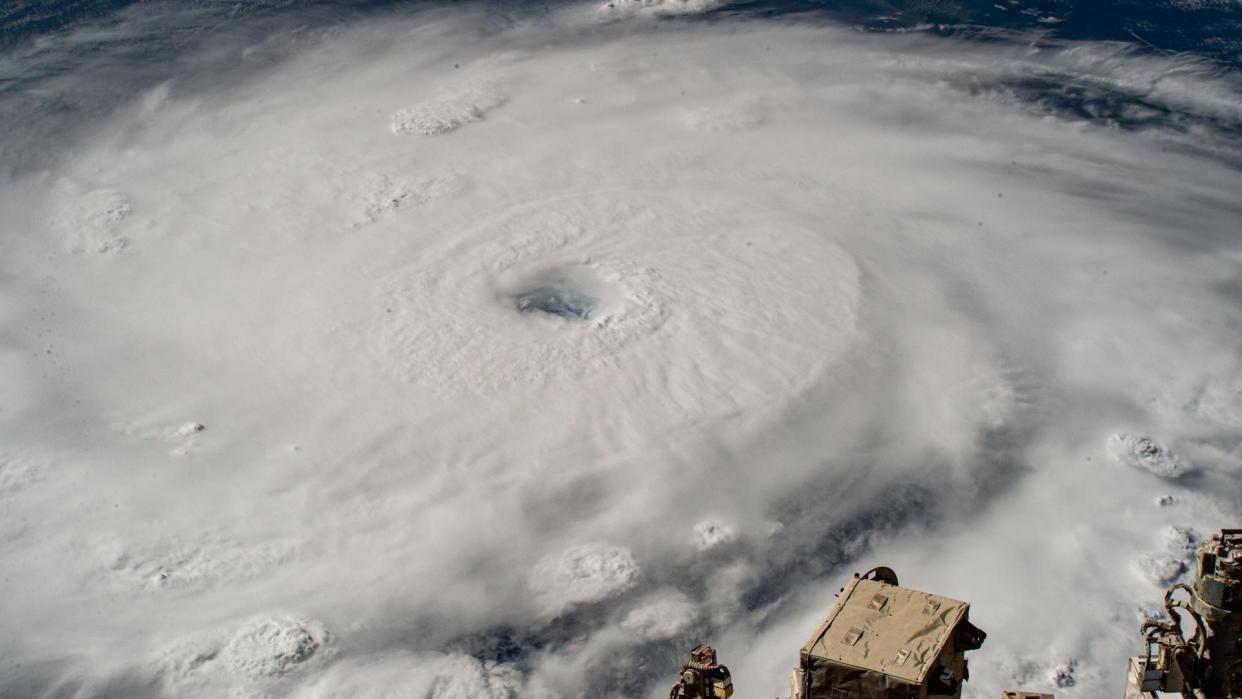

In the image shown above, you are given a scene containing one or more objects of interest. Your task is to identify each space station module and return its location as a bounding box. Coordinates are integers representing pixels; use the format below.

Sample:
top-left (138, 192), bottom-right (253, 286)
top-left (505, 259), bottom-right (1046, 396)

top-left (667, 529), bottom-right (1242, 699)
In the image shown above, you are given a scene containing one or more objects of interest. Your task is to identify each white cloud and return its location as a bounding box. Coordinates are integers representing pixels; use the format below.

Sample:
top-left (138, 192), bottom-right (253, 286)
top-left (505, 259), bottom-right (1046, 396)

top-left (0, 3), bottom-right (1239, 699)
top-left (621, 590), bottom-right (699, 640)
top-left (530, 542), bottom-right (641, 617)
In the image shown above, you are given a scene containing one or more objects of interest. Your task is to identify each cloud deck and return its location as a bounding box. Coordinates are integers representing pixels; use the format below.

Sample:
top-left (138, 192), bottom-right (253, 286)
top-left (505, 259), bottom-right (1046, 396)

top-left (0, 3), bottom-right (1240, 698)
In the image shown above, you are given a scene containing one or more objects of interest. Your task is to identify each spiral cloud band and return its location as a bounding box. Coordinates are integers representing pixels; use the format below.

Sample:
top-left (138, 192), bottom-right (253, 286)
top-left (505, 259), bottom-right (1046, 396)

top-left (1, 2), bottom-right (1240, 698)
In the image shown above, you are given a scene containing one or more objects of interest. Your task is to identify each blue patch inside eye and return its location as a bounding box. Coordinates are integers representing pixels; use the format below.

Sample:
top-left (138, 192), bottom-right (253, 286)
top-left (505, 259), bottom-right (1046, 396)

top-left (513, 286), bottom-right (597, 321)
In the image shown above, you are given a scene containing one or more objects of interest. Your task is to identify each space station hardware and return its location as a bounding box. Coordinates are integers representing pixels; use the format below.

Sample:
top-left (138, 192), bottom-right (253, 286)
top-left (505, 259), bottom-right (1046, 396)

top-left (667, 568), bottom-right (986, 699)
top-left (669, 644), bottom-right (735, 699)
top-left (1127, 529), bottom-right (1242, 698)
top-left (672, 529), bottom-right (1242, 699)
top-left (785, 567), bottom-right (987, 699)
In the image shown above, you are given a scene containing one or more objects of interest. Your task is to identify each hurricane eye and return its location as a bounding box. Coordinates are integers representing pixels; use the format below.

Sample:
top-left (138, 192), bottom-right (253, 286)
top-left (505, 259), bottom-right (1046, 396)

top-left (512, 285), bottom-right (597, 321)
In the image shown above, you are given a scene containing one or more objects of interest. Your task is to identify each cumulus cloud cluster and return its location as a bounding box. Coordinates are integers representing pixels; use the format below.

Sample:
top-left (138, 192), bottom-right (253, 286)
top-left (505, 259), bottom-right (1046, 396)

top-left (0, 1), bottom-right (1240, 698)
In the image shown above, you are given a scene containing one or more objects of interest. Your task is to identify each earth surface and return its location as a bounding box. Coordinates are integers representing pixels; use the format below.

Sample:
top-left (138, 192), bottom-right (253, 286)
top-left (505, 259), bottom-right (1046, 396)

top-left (1, 2), bottom-right (1240, 698)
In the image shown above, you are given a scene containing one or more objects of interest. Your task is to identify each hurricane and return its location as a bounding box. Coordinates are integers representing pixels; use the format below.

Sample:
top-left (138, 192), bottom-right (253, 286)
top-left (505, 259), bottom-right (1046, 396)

top-left (1, 1), bottom-right (1240, 697)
